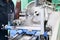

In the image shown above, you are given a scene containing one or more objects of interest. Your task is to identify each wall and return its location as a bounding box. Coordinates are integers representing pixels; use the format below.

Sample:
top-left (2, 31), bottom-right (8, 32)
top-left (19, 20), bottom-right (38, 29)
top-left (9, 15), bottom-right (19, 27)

top-left (21, 0), bottom-right (28, 11)
top-left (28, 0), bottom-right (32, 3)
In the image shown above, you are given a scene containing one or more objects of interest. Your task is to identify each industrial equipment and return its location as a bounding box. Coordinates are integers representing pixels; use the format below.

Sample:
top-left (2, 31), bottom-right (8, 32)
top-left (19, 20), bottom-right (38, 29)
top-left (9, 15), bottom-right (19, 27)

top-left (5, 0), bottom-right (60, 40)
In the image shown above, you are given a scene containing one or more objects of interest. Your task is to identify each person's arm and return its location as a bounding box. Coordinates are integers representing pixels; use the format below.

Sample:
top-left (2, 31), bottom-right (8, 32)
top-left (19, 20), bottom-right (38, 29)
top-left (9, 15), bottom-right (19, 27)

top-left (11, 1), bottom-right (15, 14)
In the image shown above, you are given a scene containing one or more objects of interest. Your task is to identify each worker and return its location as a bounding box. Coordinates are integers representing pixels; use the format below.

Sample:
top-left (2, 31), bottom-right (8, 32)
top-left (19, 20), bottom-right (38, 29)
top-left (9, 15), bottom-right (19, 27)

top-left (0, 0), bottom-right (14, 27)
top-left (0, 0), bottom-right (14, 40)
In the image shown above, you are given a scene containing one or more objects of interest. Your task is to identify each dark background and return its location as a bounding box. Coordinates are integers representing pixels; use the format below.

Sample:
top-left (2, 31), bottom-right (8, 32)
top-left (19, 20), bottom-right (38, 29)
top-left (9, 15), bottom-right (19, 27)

top-left (47, 0), bottom-right (52, 2)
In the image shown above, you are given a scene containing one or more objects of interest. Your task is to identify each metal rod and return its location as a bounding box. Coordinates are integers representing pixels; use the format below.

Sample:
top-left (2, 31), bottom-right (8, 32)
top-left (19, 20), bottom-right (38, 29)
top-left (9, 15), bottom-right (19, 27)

top-left (35, 0), bottom-right (40, 6)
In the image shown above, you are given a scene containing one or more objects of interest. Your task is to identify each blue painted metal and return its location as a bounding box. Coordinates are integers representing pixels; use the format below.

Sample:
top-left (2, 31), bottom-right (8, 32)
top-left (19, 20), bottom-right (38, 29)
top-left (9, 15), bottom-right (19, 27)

top-left (17, 30), bottom-right (23, 34)
top-left (35, 31), bottom-right (40, 36)
top-left (10, 30), bottom-right (17, 37)
top-left (44, 32), bottom-right (48, 37)
top-left (26, 30), bottom-right (36, 35)
top-left (5, 25), bottom-right (12, 30)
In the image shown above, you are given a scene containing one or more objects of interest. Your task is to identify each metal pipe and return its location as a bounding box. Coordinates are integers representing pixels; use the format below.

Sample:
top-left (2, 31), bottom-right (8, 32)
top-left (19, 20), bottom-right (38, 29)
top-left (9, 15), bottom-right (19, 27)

top-left (35, 0), bottom-right (46, 6)
top-left (35, 0), bottom-right (39, 6)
